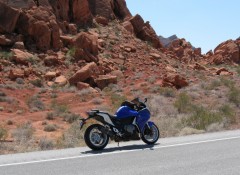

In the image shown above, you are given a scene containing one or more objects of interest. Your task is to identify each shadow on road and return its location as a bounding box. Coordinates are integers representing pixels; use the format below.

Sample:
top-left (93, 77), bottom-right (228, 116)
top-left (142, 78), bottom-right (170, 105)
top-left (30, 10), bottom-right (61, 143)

top-left (82, 143), bottom-right (160, 155)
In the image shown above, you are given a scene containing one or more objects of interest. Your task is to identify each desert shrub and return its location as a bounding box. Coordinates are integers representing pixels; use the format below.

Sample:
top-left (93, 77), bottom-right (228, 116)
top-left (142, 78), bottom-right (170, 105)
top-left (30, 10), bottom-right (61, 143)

top-left (46, 112), bottom-right (55, 120)
top-left (174, 92), bottom-right (193, 113)
top-left (0, 51), bottom-right (13, 60)
top-left (219, 104), bottom-right (236, 123)
top-left (0, 92), bottom-right (6, 96)
top-left (62, 113), bottom-right (80, 124)
top-left (66, 47), bottom-right (76, 60)
top-left (236, 66), bottom-right (240, 76)
top-left (44, 124), bottom-right (57, 132)
top-left (39, 138), bottom-right (54, 150)
top-left (16, 78), bottom-right (25, 84)
top-left (12, 122), bottom-right (34, 142)
top-left (148, 95), bottom-right (178, 117)
top-left (183, 106), bottom-right (223, 130)
top-left (92, 97), bottom-right (103, 105)
top-left (0, 126), bottom-right (8, 140)
top-left (205, 79), bottom-right (221, 90)
top-left (57, 122), bottom-right (85, 148)
top-left (6, 120), bottom-right (13, 125)
top-left (110, 93), bottom-right (126, 112)
top-left (220, 77), bottom-right (235, 88)
top-left (159, 87), bottom-right (176, 97)
top-left (30, 78), bottom-right (43, 87)
top-left (228, 86), bottom-right (240, 106)
top-left (27, 95), bottom-right (45, 111)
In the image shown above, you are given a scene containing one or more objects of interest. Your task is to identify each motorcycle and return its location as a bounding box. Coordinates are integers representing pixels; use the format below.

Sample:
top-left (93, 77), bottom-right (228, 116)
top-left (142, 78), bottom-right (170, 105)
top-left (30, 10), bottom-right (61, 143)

top-left (80, 98), bottom-right (160, 150)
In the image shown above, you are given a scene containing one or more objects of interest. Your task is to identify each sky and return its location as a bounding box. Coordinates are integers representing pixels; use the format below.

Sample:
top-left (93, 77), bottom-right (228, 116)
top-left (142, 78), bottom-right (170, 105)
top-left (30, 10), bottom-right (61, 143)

top-left (126, 0), bottom-right (240, 53)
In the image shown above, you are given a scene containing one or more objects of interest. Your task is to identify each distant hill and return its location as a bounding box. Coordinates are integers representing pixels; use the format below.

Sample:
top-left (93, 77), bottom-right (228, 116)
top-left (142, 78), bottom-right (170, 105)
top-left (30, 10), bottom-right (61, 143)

top-left (159, 35), bottom-right (178, 47)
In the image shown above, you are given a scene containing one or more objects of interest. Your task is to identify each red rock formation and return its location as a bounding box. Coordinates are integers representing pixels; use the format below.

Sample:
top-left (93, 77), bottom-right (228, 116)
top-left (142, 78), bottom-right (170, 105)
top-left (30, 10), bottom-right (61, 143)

top-left (129, 14), bottom-right (162, 48)
top-left (162, 74), bottom-right (189, 89)
top-left (167, 38), bottom-right (202, 62)
top-left (69, 62), bottom-right (99, 85)
top-left (16, 6), bottom-right (61, 51)
top-left (72, 32), bottom-right (99, 62)
top-left (209, 39), bottom-right (240, 64)
top-left (0, 1), bottom-right (20, 33)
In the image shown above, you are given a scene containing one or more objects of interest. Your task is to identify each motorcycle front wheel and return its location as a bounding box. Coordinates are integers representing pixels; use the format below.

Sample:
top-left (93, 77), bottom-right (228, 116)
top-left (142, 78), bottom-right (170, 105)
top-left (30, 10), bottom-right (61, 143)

top-left (84, 124), bottom-right (109, 151)
top-left (141, 123), bottom-right (159, 145)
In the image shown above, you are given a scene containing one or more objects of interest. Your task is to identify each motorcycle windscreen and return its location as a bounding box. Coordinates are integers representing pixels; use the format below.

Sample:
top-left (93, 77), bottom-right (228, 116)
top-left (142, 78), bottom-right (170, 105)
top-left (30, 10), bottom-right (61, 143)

top-left (115, 106), bottom-right (138, 119)
top-left (137, 108), bottom-right (150, 132)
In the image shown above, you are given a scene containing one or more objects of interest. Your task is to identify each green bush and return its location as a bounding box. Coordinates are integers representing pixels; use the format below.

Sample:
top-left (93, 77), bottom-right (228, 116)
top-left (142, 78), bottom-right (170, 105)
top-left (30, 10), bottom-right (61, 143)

top-left (159, 87), bottom-right (176, 97)
top-left (219, 105), bottom-right (236, 124)
top-left (174, 92), bottom-right (192, 113)
top-left (12, 122), bottom-right (34, 142)
top-left (30, 79), bottom-right (43, 88)
top-left (220, 77), bottom-right (235, 88)
top-left (39, 138), bottom-right (54, 150)
top-left (183, 106), bottom-right (223, 130)
top-left (44, 124), bottom-right (57, 132)
top-left (0, 127), bottom-right (8, 140)
top-left (228, 86), bottom-right (240, 106)
top-left (27, 95), bottom-right (45, 111)
top-left (0, 51), bottom-right (13, 60)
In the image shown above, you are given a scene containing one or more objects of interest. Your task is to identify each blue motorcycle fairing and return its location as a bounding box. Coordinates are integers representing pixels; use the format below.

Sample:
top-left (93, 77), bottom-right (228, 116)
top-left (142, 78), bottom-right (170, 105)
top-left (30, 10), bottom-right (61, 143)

top-left (136, 108), bottom-right (151, 132)
top-left (147, 121), bottom-right (154, 127)
top-left (116, 106), bottom-right (138, 119)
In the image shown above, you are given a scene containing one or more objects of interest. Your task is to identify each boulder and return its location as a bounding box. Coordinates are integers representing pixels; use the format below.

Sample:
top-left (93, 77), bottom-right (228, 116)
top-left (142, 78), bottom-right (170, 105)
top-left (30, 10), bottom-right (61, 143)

top-left (0, 1), bottom-right (20, 33)
top-left (54, 75), bottom-right (67, 86)
top-left (44, 55), bottom-right (60, 66)
top-left (193, 63), bottom-right (207, 71)
top-left (68, 62), bottom-right (99, 85)
top-left (113, 0), bottom-right (132, 20)
top-left (72, 0), bottom-right (93, 26)
top-left (11, 49), bottom-right (34, 65)
top-left (0, 35), bottom-right (13, 46)
top-left (88, 0), bottom-right (115, 20)
top-left (94, 75), bottom-right (117, 89)
top-left (129, 14), bottom-right (161, 48)
top-left (210, 40), bottom-right (240, 64)
top-left (13, 41), bottom-right (25, 49)
top-left (150, 53), bottom-right (161, 59)
top-left (77, 82), bottom-right (90, 90)
top-left (122, 21), bottom-right (134, 34)
top-left (95, 16), bottom-right (109, 26)
top-left (216, 68), bottom-right (233, 76)
top-left (9, 68), bottom-right (25, 80)
top-left (72, 32), bottom-right (99, 62)
top-left (163, 74), bottom-right (188, 89)
top-left (45, 71), bottom-right (57, 80)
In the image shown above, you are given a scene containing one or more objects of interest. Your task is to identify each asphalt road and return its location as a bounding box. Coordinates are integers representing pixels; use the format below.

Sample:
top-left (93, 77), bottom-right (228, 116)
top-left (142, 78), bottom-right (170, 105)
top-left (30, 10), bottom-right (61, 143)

top-left (1, 130), bottom-right (240, 175)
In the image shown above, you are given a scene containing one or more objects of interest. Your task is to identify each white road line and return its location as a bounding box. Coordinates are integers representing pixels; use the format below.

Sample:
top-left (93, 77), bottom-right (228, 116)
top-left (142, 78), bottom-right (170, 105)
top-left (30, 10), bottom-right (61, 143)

top-left (0, 135), bottom-right (240, 167)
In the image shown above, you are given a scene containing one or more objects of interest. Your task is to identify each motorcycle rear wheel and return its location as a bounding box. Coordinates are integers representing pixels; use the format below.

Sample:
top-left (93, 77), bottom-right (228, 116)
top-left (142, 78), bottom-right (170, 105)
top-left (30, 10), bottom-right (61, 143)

top-left (141, 123), bottom-right (159, 145)
top-left (84, 124), bottom-right (109, 151)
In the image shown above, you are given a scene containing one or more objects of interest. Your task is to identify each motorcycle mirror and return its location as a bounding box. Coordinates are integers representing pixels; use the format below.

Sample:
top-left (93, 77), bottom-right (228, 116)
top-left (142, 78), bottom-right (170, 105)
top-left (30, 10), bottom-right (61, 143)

top-left (144, 98), bottom-right (147, 103)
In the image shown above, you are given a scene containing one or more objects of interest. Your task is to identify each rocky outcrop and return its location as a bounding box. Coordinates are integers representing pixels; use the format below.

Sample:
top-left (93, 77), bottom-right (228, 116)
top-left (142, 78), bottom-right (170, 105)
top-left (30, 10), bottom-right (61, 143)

top-left (159, 35), bottom-right (178, 47)
top-left (69, 62), bottom-right (99, 85)
top-left (72, 32), bottom-right (99, 62)
top-left (209, 39), bottom-right (240, 64)
top-left (16, 6), bottom-right (61, 51)
top-left (95, 75), bottom-right (117, 89)
top-left (0, 1), bottom-right (20, 33)
top-left (129, 14), bottom-right (162, 48)
top-left (162, 74), bottom-right (189, 89)
top-left (167, 38), bottom-right (202, 62)
top-left (11, 49), bottom-right (34, 65)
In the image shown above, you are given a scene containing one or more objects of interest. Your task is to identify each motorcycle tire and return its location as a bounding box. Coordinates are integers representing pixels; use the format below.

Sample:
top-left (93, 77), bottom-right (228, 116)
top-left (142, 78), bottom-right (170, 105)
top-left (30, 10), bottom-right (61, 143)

top-left (84, 124), bottom-right (109, 151)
